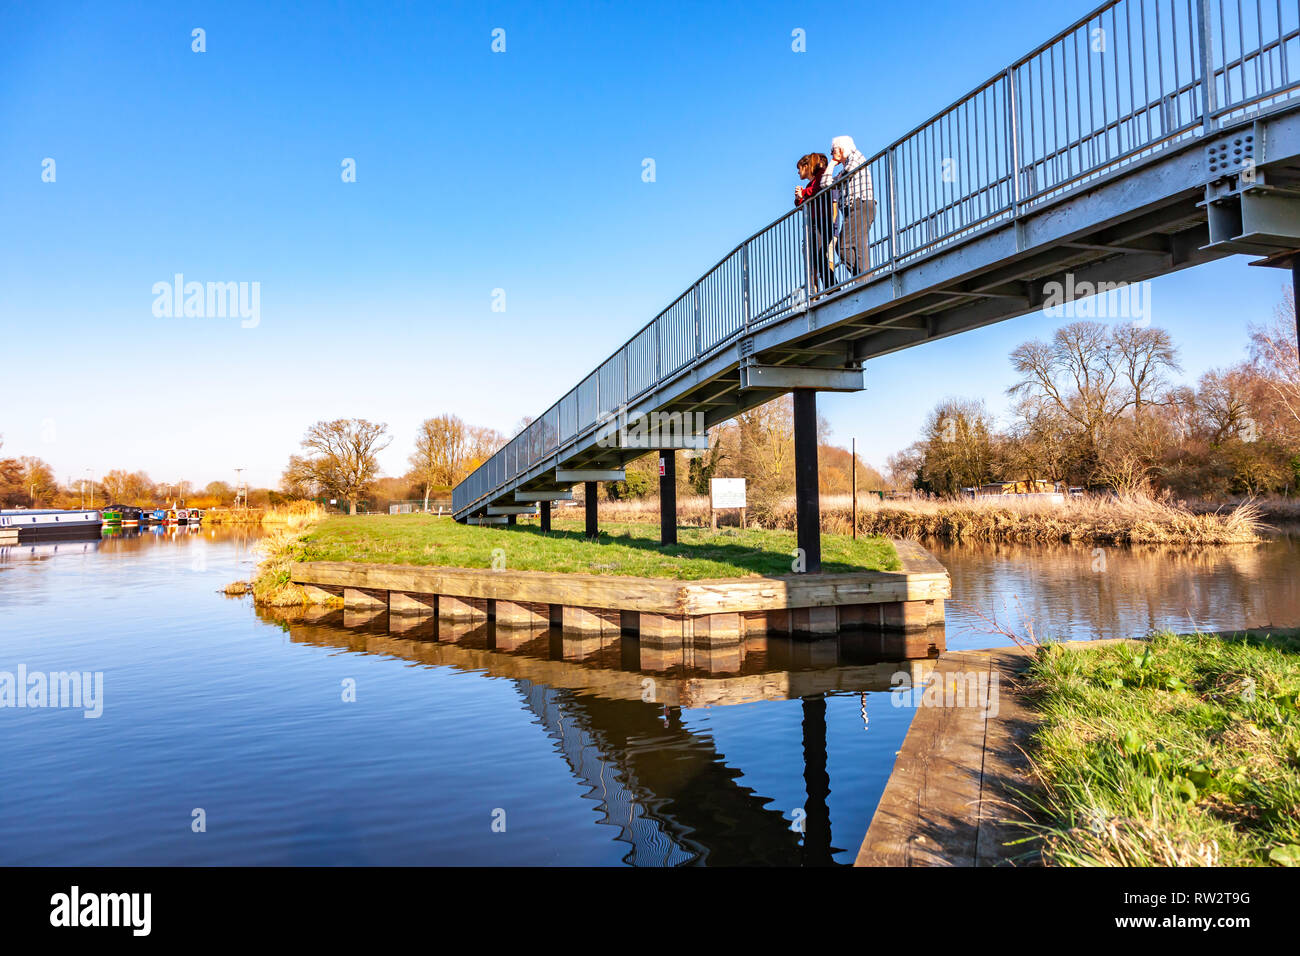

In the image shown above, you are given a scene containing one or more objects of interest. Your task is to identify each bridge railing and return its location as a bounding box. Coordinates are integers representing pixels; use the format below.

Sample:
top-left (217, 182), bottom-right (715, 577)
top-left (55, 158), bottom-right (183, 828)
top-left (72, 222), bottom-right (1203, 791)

top-left (453, 0), bottom-right (1300, 516)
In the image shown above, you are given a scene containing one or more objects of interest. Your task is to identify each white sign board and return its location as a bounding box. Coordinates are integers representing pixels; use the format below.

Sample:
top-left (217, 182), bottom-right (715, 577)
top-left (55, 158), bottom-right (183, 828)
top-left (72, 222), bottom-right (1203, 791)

top-left (709, 478), bottom-right (746, 509)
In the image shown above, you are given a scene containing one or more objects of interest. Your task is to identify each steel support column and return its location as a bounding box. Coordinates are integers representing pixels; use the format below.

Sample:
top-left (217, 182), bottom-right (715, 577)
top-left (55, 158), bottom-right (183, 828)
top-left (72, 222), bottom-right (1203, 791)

top-left (800, 696), bottom-right (833, 866)
top-left (793, 389), bottom-right (821, 574)
top-left (540, 500), bottom-right (551, 532)
top-left (659, 450), bottom-right (677, 546)
top-left (1293, 257), bottom-right (1300, 364)
top-left (584, 481), bottom-right (598, 538)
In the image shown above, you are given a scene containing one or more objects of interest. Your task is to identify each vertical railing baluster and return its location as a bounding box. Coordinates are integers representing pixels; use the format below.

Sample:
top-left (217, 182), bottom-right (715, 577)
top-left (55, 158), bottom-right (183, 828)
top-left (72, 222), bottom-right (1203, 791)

top-left (741, 242), bottom-right (751, 328)
top-left (1007, 66), bottom-right (1022, 217)
top-left (693, 284), bottom-right (702, 358)
top-left (655, 315), bottom-right (661, 386)
top-left (1197, 0), bottom-right (1218, 131)
top-left (802, 204), bottom-right (812, 305)
top-left (887, 146), bottom-right (899, 272)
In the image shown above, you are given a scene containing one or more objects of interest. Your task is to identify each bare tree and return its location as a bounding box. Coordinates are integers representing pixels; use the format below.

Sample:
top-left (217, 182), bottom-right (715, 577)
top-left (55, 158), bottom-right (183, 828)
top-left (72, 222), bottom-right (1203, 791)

top-left (1009, 321), bottom-right (1123, 449)
top-left (19, 457), bottom-right (58, 507)
top-left (0, 437), bottom-right (24, 508)
top-left (288, 419), bottom-right (391, 514)
top-left (885, 443), bottom-right (925, 491)
top-left (1111, 324), bottom-right (1181, 417)
top-left (409, 415), bottom-right (468, 509)
top-left (1248, 292), bottom-right (1300, 429)
top-left (465, 425), bottom-right (506, 470)
top-left (203, 481), bottom-right (233, 505)
top-left (734, 395), bottom-right (795, 513)
top-left (1194, 367), bottom-right (1255, 444)
top-left (100, 469), bottom-right (155, 505)
top-left (1002, 399), bottom-right (1076, 485)
top-left (281, 455), bottom-right (319, 499)
top-left (1009, 320), bottom-right (1180, 483)
top-left (917, 397), bottom-right (996, 496)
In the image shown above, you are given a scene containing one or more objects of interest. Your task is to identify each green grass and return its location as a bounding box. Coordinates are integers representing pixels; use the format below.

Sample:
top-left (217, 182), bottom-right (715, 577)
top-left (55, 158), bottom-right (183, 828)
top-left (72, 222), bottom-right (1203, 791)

top-left (297, 513), bottom-right (900, 579)
top-left (1019, 629), bottom-right (1300, 866)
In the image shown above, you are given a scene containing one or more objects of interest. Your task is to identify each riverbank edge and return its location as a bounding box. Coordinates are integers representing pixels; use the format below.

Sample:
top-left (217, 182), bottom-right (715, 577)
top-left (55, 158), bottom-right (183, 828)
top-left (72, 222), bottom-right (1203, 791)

top-left (856, 638), bottom-right (1159, 867)
top-left (856, 629), bottom-right (1300, 867)
top-left (281, 538), bottom-right (948, 639)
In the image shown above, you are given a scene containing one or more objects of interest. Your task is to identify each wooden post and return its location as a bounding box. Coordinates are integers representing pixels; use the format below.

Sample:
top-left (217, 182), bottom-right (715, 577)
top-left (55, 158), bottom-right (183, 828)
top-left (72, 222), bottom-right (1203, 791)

top-left (584, 481), bottom-right (598, 538)
top-left (659, 450), bottom-right (677, 546)
top-left (851, 436), bottom-right (858, 541)
top-left (540, 500), bottom-right (551, 533)
top-left (793, 389), bottom-right (821, 573)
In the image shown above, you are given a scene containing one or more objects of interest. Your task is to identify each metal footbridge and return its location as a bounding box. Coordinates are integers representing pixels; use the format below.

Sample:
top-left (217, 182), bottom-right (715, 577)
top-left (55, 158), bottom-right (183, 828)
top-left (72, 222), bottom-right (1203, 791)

top-left (454, 0), bottom-right (1300, 525)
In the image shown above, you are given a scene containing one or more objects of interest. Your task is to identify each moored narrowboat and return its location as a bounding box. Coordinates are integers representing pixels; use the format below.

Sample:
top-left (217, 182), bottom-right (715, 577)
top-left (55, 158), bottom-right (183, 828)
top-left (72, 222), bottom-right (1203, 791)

top-left (0, 509), bottom-right (104, 542)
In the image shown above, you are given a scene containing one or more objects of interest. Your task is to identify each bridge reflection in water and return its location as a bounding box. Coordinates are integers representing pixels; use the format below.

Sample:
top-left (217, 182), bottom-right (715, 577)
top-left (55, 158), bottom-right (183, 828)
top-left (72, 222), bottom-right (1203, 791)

top-left (258, 604), bottom-right (939, 866)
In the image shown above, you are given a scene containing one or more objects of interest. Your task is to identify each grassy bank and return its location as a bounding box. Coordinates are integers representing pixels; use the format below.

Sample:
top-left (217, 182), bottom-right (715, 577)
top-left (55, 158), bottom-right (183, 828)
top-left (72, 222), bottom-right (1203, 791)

top-left (294, 513), bottom-right (900, 580)
top-left (1018, 630), bottom-right (1300, 866)
top-left (230, 505), bottom-right (330, 606)
top-left (240, 527), bottom-right (341, 607)
top-left (578, 491), bottom-right (1263, 544)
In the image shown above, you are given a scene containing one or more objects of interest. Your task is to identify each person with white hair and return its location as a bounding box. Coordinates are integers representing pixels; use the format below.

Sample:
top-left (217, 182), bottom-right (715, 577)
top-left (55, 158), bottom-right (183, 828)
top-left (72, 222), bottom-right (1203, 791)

top-left (831, 135), bottom-right (875, 276)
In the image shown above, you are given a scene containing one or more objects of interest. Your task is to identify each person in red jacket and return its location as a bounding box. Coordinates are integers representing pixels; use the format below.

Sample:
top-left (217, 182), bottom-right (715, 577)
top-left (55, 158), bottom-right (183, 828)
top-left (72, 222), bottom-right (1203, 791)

top-left (795, 153), bottom-right (838, 292)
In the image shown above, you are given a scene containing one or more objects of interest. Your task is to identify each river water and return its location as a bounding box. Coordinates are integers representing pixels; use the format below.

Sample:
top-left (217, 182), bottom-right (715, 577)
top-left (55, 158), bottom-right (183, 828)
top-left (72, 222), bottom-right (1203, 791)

top-left (1, 526), bottom-right (1295, 866)
top-left (933, 533), bottom-right (1300, 650)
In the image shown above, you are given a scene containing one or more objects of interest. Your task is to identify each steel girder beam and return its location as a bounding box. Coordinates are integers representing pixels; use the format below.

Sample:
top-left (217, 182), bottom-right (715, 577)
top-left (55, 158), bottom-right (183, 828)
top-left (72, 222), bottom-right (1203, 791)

top-left (515, 489), bottom-right (574, 502)
top-left (738, 364), bottom-right (865, 392)
top-left (555, 468), bottom-right (625, 482)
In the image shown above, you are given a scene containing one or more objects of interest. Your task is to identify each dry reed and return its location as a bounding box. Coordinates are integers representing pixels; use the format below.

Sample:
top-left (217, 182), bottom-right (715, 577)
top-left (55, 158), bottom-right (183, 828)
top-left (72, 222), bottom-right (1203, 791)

top-left (261, 500), bottom-right (327, 530)
top-left (227, 503), bottom-right (329, 604)
top-left (578, 491), bottom-right (1263, 544)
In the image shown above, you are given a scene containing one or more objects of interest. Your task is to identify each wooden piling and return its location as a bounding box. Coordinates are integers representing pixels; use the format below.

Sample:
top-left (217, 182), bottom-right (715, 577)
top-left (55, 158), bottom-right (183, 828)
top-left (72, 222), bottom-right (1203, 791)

top-left (289, 538), bottom-right (950, 648)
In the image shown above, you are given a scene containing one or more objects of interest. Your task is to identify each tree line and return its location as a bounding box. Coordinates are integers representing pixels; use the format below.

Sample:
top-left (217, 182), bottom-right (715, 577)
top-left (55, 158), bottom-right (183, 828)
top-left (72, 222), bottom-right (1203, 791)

top-left (0, 443), bottom-right (283, 510)
top-left (280, 416), bottom-right (507, 514)
top-left (274, 403), bottom-right (887, 518)
top-left (11, 301), bottom-right (1293, 515)
top-left (887, 301), bottom-right (1300, 499)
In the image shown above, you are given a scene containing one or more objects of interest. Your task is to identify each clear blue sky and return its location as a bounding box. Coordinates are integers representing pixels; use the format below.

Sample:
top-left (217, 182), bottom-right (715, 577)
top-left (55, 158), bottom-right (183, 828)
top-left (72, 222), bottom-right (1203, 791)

top-left (2, 0), bottom-right (1287, 489)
